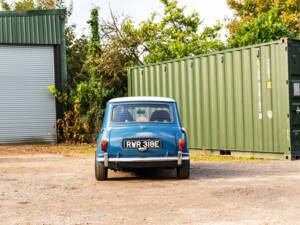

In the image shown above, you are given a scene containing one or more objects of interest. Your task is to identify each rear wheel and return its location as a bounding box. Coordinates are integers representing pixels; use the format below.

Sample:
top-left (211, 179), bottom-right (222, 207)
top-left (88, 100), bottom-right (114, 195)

top-left (95, 155), bottom-right (108, 181)
top-left (177, 160), bottom-right (190, 179)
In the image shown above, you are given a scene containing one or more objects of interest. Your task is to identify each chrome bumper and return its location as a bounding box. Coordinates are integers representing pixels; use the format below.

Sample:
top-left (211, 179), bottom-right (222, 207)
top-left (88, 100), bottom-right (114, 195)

top-left (98, 152), bottom-right (189, 167)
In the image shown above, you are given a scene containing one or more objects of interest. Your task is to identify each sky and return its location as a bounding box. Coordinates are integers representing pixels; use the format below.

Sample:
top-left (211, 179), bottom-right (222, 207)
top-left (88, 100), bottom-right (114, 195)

top-left (65, 0), bottom-right (232, 37)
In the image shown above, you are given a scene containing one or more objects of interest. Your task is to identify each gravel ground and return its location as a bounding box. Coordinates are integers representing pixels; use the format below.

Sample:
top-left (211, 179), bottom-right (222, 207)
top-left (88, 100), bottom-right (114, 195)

top-left (1, 153), bottom-right (300, 225)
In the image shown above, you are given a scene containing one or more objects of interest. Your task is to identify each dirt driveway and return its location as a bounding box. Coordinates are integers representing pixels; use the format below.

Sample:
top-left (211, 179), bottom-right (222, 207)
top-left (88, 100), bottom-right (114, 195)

top-left (1, 153), bottom-right (300, 225)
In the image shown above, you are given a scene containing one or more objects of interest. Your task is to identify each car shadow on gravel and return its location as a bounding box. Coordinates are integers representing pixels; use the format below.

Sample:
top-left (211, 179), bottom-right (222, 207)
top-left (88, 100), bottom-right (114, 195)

top-left (107, 162), bottom-right (287, 181)
top-left (108, 168), bottom-right (178, 180)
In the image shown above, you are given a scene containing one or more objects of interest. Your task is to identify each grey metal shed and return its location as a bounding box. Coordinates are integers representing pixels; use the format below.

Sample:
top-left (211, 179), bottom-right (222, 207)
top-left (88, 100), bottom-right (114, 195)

top-left (0, 9), bottom-right (67, 144)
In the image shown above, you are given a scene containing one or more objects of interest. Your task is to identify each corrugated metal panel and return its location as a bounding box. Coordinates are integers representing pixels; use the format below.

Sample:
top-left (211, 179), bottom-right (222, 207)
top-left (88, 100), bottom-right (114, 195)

top-left (0, 9), bottom-right (65, 45)
top-left (0, 9), bottom-right (67, 84)
top-left (0, 45), bottom-right (56, 144)
top-left (128, 38), bottom-right (294, 156)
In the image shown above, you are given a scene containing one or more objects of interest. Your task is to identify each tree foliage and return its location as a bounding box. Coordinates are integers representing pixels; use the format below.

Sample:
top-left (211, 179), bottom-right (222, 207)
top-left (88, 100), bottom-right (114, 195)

top-left (52, 7), bottom-right (104, 142)
top-left (0, 0), bottom-right (66, 10)
top-left (87, 8), bottom-right (101, 56)
top-left (65, 25), bottom-right (89, 89)
top-left (227, 0), bottom-right (300, 47)
top-left (144, 0), bottom-right (224, 62)
top-left (52, 7), bottom-right (136, 142)
top-left (117, 0), bottom-right (224, 63)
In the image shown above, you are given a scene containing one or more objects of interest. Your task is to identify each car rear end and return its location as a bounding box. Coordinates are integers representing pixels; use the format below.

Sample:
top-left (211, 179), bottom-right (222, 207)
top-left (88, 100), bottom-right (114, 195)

top-left (95, 97), bottom-right (190, 180)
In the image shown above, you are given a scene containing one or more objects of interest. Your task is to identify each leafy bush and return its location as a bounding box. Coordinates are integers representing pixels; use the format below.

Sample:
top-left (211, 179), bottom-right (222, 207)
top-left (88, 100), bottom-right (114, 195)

top-left (48, 9), bottom-right (113, 143)
top-left (228, 6), bottom-right (296, 48)
top-left (227, 0), bottom-right (299, 47)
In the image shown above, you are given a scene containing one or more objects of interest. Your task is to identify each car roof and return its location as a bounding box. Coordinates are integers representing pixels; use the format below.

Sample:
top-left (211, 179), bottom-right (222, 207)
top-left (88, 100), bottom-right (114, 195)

top-left (108, 96), bottom-right (176, 103)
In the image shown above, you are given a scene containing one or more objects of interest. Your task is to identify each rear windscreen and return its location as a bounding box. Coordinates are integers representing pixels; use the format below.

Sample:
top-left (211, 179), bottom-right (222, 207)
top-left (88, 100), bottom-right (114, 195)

top-left (111, 103), bottom-right (173, 123)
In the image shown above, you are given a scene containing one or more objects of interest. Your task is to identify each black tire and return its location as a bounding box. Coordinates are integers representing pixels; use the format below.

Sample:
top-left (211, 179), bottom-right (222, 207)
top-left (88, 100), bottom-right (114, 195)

top-left (95, 155), bottom-right (108, 181)
top-left (177, 160), bottom-right (190, 179)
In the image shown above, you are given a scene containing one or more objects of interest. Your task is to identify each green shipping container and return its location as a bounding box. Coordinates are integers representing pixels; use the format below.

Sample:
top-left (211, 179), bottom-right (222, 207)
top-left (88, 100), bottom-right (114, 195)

top-left (128, 38), bottom-right (300, 159)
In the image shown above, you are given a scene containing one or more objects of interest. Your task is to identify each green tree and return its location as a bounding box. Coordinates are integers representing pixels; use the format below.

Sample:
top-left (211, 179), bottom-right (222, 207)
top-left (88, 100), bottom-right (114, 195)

top-left (14, 0), bottom-right (34, 10)
top-left (83, 7), bottom-right (108, 135)
top-left (101, 0), bottom-right (224, 64)
top-left (52, 7), bottom-right (114, 142)
top-left (119, 0), bottom-right (224, 63)
top-left (87, 8), bottom-right (101, 57)
top-left (0, 0), bottom-right (10, 10)
top-left (227, 0), bottom-right (300, 47)
top-left (144, 0), bottom-right (224, 63)
top-left (0, 0), bottom-right (67, 10)
top-left (228, 6), bottom-right (295, 47)
top-left (65, 25), bottom-right (89, 89)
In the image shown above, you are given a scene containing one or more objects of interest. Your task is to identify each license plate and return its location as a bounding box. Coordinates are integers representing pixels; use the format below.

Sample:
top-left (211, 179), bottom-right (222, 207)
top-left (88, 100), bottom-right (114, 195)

top-left (123, 139), bottom-right (162, 151)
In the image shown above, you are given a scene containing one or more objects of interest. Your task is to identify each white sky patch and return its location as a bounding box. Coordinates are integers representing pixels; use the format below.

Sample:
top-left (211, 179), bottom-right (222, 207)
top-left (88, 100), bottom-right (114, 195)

top-left (66, 0), bottom-right (233, 39)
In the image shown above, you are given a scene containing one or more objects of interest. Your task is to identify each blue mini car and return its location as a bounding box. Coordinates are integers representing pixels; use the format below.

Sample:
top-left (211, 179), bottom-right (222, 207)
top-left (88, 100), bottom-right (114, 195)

top-left (95, 97), bottom-right (190, 180)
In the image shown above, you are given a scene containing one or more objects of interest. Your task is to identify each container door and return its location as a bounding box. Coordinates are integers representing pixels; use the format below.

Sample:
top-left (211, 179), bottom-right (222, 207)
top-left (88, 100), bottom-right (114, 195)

top-left (289, 44), bottom-right (300, 158)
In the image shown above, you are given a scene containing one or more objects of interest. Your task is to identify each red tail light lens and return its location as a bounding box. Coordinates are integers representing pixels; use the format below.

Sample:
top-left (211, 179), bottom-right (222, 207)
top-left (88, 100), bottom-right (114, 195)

top-left (101, 140), bottom-right (107, 152)
top-left (179, 138), bottom-right (185, 152)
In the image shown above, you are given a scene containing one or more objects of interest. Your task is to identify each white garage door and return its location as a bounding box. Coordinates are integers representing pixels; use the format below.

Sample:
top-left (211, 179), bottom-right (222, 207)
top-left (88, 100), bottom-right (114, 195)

top-left (0, 46), bottom-right (57, 144)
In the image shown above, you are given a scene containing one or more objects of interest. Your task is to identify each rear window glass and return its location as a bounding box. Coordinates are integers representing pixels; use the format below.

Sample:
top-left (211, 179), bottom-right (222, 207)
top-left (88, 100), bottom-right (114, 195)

top-left (111, 103), bottom-right (173, 123)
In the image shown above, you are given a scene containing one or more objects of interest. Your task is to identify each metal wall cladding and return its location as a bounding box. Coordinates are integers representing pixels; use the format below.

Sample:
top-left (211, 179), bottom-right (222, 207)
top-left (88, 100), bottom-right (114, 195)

top-left (0, 45), bottom-right (57, 144)
top-left (129, 39), bottom-right (293, 155)
top-left (0, 9), bottom-right (65, 45)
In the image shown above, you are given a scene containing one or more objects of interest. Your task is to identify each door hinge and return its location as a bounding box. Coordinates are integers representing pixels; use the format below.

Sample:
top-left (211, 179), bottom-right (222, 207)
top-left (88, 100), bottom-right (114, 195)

top-left (256, 49), bottom-right (260, 58)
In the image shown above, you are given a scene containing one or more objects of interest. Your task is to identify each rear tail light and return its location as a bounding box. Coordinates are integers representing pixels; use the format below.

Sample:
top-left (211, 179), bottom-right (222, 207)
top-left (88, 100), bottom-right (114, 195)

top-left (101, 140), bottom-right (107, 152)
top-left (179, 138), bottom-right (185, 152)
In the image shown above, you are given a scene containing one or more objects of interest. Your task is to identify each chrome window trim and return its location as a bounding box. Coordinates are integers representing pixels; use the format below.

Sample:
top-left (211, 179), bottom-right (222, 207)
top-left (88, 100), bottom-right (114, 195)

top-left (109, 102), bottom-right (175, 124)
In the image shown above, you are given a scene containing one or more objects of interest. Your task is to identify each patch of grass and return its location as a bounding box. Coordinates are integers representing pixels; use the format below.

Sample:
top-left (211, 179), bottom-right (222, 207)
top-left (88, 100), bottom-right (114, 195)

top-left (0, 144), bottom-right (96, 155)
top-left (190, 151), bottom-right (267, 162)
top-left (53, 144), bottom-right (96, 155)
top-left (0, 145), bottom-right (272, 162)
